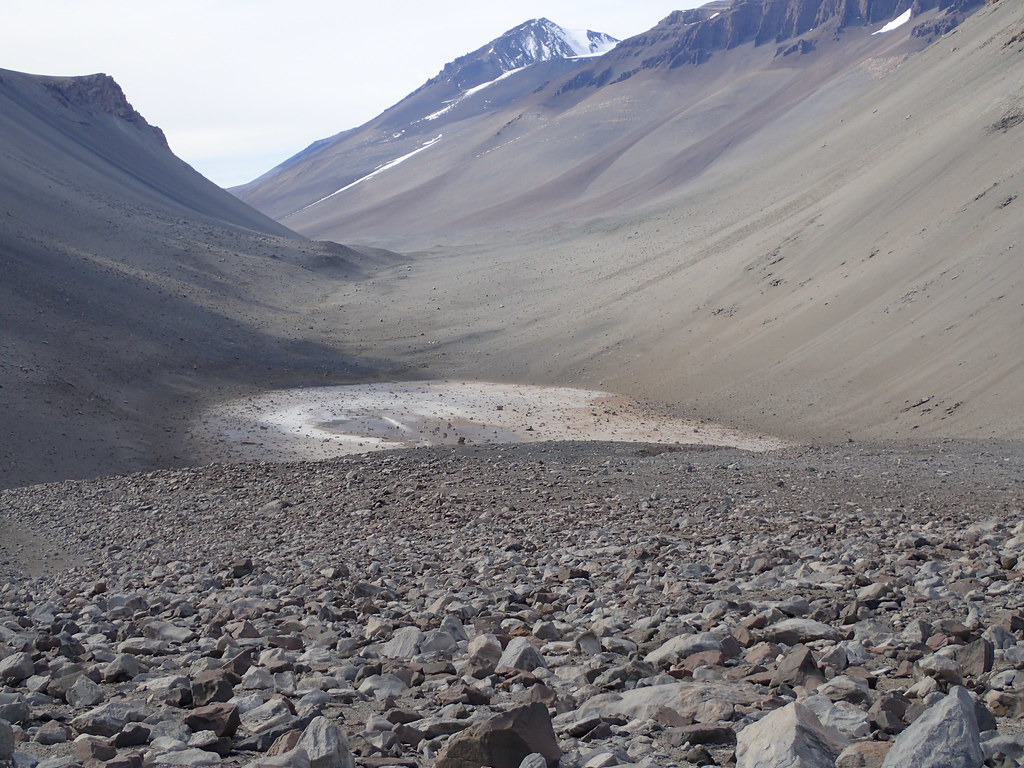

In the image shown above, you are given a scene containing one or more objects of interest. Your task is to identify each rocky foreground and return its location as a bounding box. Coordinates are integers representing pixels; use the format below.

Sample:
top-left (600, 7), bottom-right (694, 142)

top-left (2, 440), bottom-right (1024, 768)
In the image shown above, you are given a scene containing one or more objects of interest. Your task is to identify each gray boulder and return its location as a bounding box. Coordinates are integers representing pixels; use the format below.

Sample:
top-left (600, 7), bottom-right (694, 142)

top-left (736, 702), bottom-right (849, 768)
top-left (880, 686), bottom-right (984, 768)
top-left (71, 700), bottom-right (148, 736)
top-left (643, 632), bottom-right (722, 668)
top-left (0, 719), bottom-right (13, 763)
top-left (497, 637), bottom-right (546, 672)
top-left (294, 717), bottom-right (354, 768)
top-left (379, 627), bottom-right (423, 659)
top-left (0, 654), bottom-right (34, 686)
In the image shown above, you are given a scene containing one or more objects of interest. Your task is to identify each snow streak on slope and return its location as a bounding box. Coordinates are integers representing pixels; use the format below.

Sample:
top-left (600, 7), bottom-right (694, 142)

top-left (300, 135), bottom-right (443, 211)
top-left (422, 67), bottom-right (528, 122)
top-left (873, 9), bottom-right (913, 34)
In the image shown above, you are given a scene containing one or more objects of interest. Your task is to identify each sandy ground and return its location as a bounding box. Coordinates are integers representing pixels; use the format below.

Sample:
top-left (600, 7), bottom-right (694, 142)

top-left (191, 380), bottom-right (786, 463)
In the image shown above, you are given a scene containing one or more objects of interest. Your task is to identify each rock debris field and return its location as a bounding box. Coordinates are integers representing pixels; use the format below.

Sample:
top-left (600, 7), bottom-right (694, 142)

top-left (2, 439), bottom-right (1024, 768)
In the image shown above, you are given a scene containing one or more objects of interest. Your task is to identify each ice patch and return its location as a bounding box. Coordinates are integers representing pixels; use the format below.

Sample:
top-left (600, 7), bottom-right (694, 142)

top-left (299, 134), bottom-right (443, 210)
top-left (872, 8), bottom-right (912, 35)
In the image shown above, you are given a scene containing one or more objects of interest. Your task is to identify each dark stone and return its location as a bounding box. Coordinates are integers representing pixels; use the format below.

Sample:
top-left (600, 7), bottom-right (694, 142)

top-left (434, 702), bottom-right (559, 768)
top-left (190, 669), bottom-right (234, 707)
top-left (184, 702), bottom-right (240, 738)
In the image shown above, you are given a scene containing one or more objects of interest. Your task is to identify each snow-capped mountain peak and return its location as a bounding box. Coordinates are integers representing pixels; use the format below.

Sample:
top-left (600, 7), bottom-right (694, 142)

top-left (493, 18), bottom-right (619, 69)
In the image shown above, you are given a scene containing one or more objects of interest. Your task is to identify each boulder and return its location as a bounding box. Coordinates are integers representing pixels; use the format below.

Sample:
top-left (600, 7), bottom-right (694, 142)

top-left (71, 700), bottom-right (148, 736)
top-left (643, 632), bottom-right (722, 668)
top-left (294, 716), bottom-right (354, 768)
top-left (762, 619), bottom-right (843, 645)
top-left (0, 654), bottom-right (34, 685)
top-left (184, 703), bottom-right (241, 738)
top-left (379, 627), bottom-right (424, 659)
top-left (435, 702), bottom-right (559, 768)
top-left (880, 686), bottom-right (984, 768)
top-left (0, 719), bottom-right (13, 763)
top-left (736, 702), bottom-right (849, 768)
top-left (574, 681), bottom-right (764, 723)
top-left (497, 637), bottom-right (546, 672)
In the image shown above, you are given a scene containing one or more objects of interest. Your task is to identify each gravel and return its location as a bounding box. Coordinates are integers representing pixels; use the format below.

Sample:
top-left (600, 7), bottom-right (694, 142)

top-left (1, 439), bottom-right (1023, 768)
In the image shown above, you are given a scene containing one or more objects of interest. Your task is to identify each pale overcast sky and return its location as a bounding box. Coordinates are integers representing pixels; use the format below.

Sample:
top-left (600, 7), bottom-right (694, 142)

top-left (2, 1), bottom-right (704, 188)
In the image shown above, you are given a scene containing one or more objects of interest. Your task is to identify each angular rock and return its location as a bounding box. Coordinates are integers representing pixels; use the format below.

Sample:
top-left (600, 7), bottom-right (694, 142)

top-left (191, 670), bottom-right (235, 707)
top-left (66, 676), bottom-right (105, 708)
top-left (150, 747), bottom-right (222, 766)
top-left (735, 702), bottom-right (849, 768)
top-left (379, 627), bottom-right (424, 659)
top-left (71, 700), bottom-right (148, 736)
top-left (771, 645), bottom-right (824, 689)
top-left (880, 686), bottom-right (984, 768)
top-left (837, 742), bottom-right (892, 768)
top-left (0, 719), bottom-right (13, 763)
top-left (804, 695), bottom-right (872, 739)
top-left (103, 654), bottom-right (143, 683)
top-left (185, 703), bottom-right (241, 738)
top-left (763, 619), bottom-right (843, 645)
top-left (240, 698), bottom-right (296, 736)
top-left (953, 639), bottom-right (994, 677)
top-left (0, 653), bottom-right (34, 685)
top-left (72, 734), bottom-right (117, 762)
top-left (435, 702), bottom-right (559, 768)
top-left (294, 716), bottom-right (355, 768)
top-left (643, 632), bottom-right (722, 668)
top-left (467, 634), bottom-right (503, 676)
top-left (575, 681), bottom-right (764, 723)
top-left (497, 637), bottom-right (546, 673)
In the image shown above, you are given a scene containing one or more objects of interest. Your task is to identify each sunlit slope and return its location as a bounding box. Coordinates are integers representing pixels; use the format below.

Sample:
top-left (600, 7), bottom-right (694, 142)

top-left (322, 1), bottom-right (1024, 440)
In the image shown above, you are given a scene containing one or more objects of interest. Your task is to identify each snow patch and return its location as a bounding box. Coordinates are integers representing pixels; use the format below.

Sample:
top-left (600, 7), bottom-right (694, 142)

top-left (872, 8), bottom-right (912, 35)
top-left (299, 134), bottom-right (443, 210)
top-left (422, 67), bottom-right (527, 122)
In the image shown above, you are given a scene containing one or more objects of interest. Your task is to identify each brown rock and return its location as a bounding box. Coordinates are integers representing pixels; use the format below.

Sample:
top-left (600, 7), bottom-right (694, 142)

top-left (953, 639), bottom-right (994, 677)
top-left (836, 741), bottom-right (892, 768)
top-left (434, 702), bottom-right (559, 768)
top-left (73, 735), bottom-right (117, 762)
top-left (267, 729), bottom-right (303, 755)
top-left (665, 723), bottom-right (737, 746)
top-left (771, 645), bottom-right (824, 689)
top-left (191, 669), bottom-right (235, 707)
top-left (184, 702), bottom-right (241, 737)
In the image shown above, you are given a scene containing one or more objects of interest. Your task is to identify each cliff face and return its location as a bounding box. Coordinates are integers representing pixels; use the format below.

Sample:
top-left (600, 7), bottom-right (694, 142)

top-left (560, 0), bottom-right (983, 90)
top-left (39, 72), bottom-right (169, 147)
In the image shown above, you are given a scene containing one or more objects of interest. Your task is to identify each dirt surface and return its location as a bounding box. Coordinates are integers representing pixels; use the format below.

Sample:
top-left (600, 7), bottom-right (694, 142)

top-left (190, 381), bottom-right (786, 465)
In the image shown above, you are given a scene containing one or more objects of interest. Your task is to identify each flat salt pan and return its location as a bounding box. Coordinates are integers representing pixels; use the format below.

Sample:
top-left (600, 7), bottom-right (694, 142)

top-left (193, 380), bottom-right (787, 464)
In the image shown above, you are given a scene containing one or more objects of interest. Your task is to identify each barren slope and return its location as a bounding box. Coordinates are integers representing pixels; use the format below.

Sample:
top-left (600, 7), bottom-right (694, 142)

top-left (297, 0), bottom-right (1024, 442)
top-left (0, 69), bottom-right (400, 489)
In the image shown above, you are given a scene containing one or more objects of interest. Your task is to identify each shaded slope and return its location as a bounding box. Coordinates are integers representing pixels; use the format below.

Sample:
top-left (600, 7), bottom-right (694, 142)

top-left (0, 68), bottom-right (399, 488)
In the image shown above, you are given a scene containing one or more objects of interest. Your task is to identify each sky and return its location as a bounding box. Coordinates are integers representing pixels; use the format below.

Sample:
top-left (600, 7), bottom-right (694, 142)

top-left (2, 1), bottom-right (705, 188)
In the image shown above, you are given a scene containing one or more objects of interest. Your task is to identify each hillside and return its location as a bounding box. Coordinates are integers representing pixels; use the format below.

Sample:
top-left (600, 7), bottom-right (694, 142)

top-left (238, 0), bottom-right (1024, 442)
top-left (0, 68), bottom-right (399, 488)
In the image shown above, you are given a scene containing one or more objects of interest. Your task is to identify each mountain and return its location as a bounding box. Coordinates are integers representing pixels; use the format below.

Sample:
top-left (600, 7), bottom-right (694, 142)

top-left (0, 68), bottom-right (398, 488)
top-left (232, 19), bottom-right (618, 223)
top-left (235, 0), bottom-right (985, 249)
top-left (234, 0), bottom-right (1024, 441)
